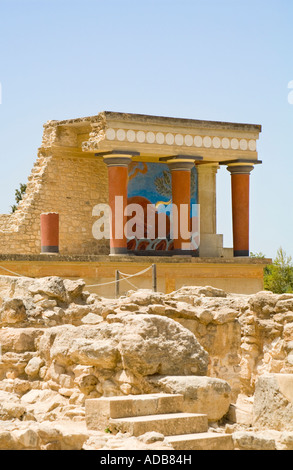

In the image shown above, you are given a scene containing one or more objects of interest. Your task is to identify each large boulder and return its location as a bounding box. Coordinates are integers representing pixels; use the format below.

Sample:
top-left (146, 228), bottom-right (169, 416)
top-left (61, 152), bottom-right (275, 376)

top-left (118, 314), bottom-right (209, 376)
top-left (148, 375), bottom-right (231, 421)
top-left (39, 314), bottom-right (209, 380)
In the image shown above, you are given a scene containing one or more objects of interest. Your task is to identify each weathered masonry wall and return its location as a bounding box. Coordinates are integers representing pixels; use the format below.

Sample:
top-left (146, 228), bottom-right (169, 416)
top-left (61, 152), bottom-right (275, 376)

top-left (0, 255), bottom-right (269, 295)
top-left (0, 149), bottom-right (109, 255)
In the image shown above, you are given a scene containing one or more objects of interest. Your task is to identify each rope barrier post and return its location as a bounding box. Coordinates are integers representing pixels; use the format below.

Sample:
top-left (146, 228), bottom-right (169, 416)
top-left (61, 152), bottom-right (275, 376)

top-left (152, 264), bottom-right (157, 292)
top-left (115, 270), bottom-right (120, 298)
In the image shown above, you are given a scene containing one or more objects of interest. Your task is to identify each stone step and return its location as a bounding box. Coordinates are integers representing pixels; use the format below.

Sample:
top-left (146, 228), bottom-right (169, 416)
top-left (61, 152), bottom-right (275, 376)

top-left (85, 393), bottom-right (184, 431)
top-left (109, 412), bottom-right (208, 436)
top-left (166, 432), bottom-right (234, 451)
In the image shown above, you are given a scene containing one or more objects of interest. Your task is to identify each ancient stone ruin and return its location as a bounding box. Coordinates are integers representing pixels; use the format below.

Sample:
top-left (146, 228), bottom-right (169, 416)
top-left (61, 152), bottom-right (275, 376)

top-left (1, 275), bottom-right (293, 450)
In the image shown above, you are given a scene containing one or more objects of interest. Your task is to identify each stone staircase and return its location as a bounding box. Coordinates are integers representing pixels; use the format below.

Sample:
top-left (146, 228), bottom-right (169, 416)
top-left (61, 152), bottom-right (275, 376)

top-left (85, 393), bottom-right (233, 450)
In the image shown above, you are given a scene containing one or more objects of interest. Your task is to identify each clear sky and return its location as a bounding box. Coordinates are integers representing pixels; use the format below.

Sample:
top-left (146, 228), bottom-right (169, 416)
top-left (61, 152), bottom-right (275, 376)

top-left (0, 0), bottom-right (292, 260)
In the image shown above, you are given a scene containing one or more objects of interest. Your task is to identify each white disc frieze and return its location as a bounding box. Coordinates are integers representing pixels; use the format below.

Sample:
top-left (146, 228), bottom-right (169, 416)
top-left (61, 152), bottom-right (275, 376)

top-left (137, 131), bottom-right (146, 143)
top-left (175, 134), bottom-right (184, 146)
top-left (248, 140), bottom-right (256, 151)
top-left (166, 133), bottom-right (175, 145)
top-left (127, 130), bottom-right (135, 142)
top-left (240, 139), bottom-right (248, 150)
top-left (212, 137), bottom-right (221, 148)
top-left (203, 136), bottom-right (212, 148)
top-left (194, 136), bottom-right (203, 147)
top-left (231, 138), bottom-right (239, 150)
top-left (222, 137), bottom-right (230, 149)
top-left (185, 135), bottom-right (193, 146)
top-left (106, 128), bottom-right (116, 141)
top-left (156, 132), bottom-right (165, 144)
top-left (146, 131), bottom-right (155, 143)
top-left (116, 129), bottom-right (126, 141)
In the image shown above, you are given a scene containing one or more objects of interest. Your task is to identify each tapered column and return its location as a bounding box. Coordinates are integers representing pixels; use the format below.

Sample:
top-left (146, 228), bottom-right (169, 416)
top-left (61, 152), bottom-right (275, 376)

top-left (40, 212), bottom-right (59, 254)
top-left (197, 164), bottom-right (218, 235)
top-left (196, 163), bottom-right (222, 257)
top-left (103, 155), bottom-right (132, 255)
top-left (227, 164), bottom-right (254, 257)
top-left (168, 159), bottom-right (195, 252)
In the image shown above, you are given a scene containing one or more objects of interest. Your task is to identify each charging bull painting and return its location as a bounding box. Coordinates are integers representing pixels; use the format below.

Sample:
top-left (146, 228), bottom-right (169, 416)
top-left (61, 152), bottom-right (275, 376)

top-left (127, 162), bottom-right (199, 253)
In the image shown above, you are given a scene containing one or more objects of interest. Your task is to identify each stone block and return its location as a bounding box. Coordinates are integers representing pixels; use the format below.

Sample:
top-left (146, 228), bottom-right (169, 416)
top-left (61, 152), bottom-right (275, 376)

top-left (253, 374), bottom-right (293, 431)
top-left (85, 393), bottom-right (184, 431)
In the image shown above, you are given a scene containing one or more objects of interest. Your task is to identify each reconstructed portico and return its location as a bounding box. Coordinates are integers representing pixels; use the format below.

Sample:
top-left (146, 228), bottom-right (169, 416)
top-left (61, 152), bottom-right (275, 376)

top-left (81, 111), bottom-right (262, 258)
top-left (0, 111), bottom-right (270, 295)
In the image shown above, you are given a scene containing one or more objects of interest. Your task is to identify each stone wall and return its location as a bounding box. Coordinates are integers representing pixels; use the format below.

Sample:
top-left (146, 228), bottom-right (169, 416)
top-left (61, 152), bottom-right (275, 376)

top-left (0, 148), bottom-right (109, 255)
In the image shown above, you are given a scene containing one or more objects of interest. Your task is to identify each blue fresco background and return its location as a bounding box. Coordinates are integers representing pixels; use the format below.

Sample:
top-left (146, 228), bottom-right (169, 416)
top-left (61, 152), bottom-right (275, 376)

top-left (127, 162), bottom-right (199, 251)
top-left (128, 162), bottom-right (198, 207)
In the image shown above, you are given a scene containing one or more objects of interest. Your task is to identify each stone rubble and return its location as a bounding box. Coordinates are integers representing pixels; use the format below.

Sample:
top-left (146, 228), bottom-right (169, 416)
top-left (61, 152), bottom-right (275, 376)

top-left (1, 275), bottom-right (293, 450)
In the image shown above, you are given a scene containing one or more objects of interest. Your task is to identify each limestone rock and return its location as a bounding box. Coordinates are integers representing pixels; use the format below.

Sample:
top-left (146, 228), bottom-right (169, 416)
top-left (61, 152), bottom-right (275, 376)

top-left (148, 375), bottom-right (231, 421)
top-left (20, 389), bottom-right (68, 421)
top-left (0, 391), bottom-right (27, 420)
top-left (63, 279), bottom-right (86, 301)
top-left (126, 289), bottom-right (165, 306)
top-left (138, 432), bottom-right (165, 444)
top-left (280, 432), bottom-right (293, 450)
top-left (0, 420), bottom-right (89, 450)
top-left (253, 374), bottom-right (293, 431)
top-left (227, 394), bottom-right (253, 426)
top-left (25, 357), bottom-right (44, 378)
top-left (39, 314), bottom-right (208, 378)
top-left (249, 291), bottom-right (279, 318)
top-left (118, 314), bottom-right (209, 376)
top-left (0, 328), bottom-right (43, 353)
top-left (0, 298), bottom-right (27, 324)
top-left (169, 285), bottom-right (227, 299)
top-left (40, 324), bottom-right (120, 369)
top-left (233, 431), bottom-right (277, 450)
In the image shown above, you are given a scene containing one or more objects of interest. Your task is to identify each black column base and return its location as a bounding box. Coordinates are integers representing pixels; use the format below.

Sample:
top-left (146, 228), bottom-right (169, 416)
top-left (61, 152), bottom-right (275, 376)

top-left (41, 246), bottom-right (59, 254)
top-left (234, 250), bottom-right (249, 257)
top-left (110, 247), bottom-right (129, 255)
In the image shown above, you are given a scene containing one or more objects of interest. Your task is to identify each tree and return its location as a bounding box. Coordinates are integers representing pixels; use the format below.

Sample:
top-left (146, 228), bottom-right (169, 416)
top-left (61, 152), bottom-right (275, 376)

top-left (264, 247), bottom-right (293, 294)
top-left (10, 183), bottom-right (27, 213)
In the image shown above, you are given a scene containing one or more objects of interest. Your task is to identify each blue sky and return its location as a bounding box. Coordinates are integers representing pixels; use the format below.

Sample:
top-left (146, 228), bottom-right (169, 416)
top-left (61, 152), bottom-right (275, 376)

top-left (0, 0), bottom-right (292, 259)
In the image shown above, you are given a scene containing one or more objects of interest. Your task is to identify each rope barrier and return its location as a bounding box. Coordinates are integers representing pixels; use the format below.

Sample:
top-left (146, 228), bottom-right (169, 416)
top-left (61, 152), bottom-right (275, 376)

top-left (117, 265), bottom-right (152, 279)
top-left (0, 265), bottom-right (31, 278)
top-left (119, 273), bottom-right (139, 291)
top-left (85, 265), bottom-right (153, 288)
top-left (0, 263), bottom-right (155, 294)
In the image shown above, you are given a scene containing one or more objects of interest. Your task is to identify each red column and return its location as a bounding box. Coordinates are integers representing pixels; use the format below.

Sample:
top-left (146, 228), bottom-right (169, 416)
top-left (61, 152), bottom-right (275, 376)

top-left (168, 159), bottom-right (195, 253)
top-left (40, 212), bottom-right (59, 253)
top-left (103, 155), bottom-right (132, 255)
top-left (227, 164), bottom-right (254, 257)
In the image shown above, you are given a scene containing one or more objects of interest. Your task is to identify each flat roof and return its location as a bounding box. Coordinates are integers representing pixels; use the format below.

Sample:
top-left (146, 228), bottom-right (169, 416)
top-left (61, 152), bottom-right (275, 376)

top-left (46, 111), bottom-right (262, 133)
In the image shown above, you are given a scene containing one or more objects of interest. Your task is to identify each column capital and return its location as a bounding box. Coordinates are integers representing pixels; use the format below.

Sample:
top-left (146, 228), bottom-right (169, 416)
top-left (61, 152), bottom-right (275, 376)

top-left (227, 163), bottom-right (254, 175)
top-left (103, 155), bottom-right (132, 167)
top-left (223, 158), bottom-right (261, 175)
top-left (167, 159), bottom-right (196, 171)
